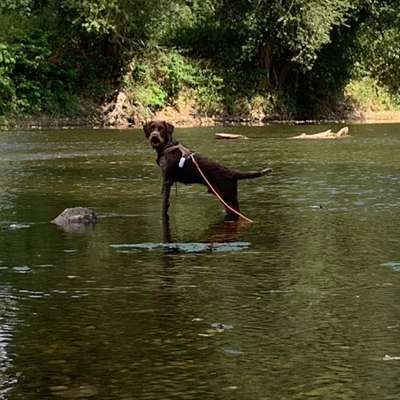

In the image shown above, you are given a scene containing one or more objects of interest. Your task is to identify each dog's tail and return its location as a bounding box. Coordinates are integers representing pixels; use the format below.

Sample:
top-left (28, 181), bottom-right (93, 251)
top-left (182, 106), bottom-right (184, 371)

top-left (234, 167), bottom-right (272, 180)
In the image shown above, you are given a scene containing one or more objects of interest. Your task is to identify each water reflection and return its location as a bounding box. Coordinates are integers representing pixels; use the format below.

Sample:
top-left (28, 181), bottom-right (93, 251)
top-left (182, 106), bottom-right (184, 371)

top-left (110, 219), bottom-right (252, 255)
top-left (156, 216), bottom-right (250, 253)
top-left (111, 241), bottom-right (251, 253)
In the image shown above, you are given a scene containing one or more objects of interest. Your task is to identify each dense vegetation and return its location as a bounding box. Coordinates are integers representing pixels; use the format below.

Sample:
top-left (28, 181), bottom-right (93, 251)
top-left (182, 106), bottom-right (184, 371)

top-left (1, 0), bottom-right (400, 124)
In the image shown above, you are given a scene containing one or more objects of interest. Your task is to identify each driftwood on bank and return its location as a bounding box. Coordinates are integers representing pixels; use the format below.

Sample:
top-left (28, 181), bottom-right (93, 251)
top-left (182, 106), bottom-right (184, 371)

top-left (291, 126), bottom-right (349, 140)
top-left (215, 133), bottom-right (249, 140)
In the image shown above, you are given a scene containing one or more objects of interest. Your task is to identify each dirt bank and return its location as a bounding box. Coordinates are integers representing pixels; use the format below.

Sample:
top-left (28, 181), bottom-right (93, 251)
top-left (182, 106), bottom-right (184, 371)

top-left (3, 92), bottom-right (400, 130)
top-left (355, 110), bottom-right (400, 124)
top-left (99, 90), bottom-right (400, 127)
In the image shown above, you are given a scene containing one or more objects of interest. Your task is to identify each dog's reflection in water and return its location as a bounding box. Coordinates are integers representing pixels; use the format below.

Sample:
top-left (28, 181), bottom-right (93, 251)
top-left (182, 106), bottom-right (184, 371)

top-left (162, 215), bottom-right (250, 253)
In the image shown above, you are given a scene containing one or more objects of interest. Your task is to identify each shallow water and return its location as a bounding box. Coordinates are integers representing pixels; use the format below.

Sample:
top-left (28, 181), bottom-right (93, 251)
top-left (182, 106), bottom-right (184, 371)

top-left (0, 123), bottom-right (400, 399)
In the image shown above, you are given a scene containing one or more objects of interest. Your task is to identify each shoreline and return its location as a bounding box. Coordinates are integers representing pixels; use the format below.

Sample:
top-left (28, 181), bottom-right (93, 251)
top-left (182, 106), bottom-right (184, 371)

top-left (1, 110), bottom-right (400, 130)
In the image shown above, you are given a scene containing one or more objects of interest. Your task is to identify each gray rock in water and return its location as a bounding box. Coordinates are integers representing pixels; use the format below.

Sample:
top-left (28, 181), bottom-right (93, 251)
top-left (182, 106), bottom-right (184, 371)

top-left (52, 207), bottom-right (97, 226)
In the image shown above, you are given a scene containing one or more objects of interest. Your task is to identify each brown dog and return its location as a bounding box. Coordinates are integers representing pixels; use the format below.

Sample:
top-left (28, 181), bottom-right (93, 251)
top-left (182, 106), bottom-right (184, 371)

top-left (143, 120), bottom-right (272, 221)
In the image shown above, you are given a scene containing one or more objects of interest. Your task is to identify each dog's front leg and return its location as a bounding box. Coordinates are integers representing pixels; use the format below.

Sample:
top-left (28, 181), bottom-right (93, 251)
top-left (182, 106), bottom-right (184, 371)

top-left (162, 211), bottom-right (172, 243)
top-left (162, 178), bottom-right (173, 218)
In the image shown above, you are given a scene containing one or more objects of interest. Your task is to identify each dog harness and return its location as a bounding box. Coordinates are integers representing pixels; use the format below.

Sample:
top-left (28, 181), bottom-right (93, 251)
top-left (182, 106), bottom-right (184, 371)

top-left (162, 144), bottom-right (195, 168)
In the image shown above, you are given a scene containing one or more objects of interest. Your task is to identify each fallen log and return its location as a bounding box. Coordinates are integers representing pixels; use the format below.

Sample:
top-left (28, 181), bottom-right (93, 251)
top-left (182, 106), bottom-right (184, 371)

top-left (215, 133), bottom-right (249, 140)
top-left (291, 126), bottom-right (349, 139)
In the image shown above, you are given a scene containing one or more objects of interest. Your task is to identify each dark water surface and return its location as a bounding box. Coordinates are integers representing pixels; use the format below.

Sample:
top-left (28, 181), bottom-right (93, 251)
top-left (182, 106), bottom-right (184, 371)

top-left (0, 124), bottom-right (400, 399)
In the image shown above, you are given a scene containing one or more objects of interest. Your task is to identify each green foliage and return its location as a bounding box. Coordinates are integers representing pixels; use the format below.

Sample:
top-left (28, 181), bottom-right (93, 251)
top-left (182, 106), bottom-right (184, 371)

top-left (0, 32), bottom-right (80, 114)
top-left (237, 0), bottom-right (357, 68)
top-left (125, 49), bottom-right (224, 113)
top-left (61, 0), bottom-right (190, 48)
top-left (355, 26), bottom-right (400, 94)
top-left (0, 1), bottom-right (120, 116)
top-left (124, 48), bottom-right (280, 116)
top-left (156, 0), bottom-right (371, 117)
top-left (2, 0), bottom-right (400, 120)
top-left (0, 0), bottom-right (32, 14)
top-left (193, 70), bottom-right (224, 114)
top-left (129, 62), bottom-right (168, 108)
top-left (158, 51), bottom-right (197, 98)
top-left (0, 44), bottom-right (16, 113)
top-left (346, 77), bottom-right (400, 111)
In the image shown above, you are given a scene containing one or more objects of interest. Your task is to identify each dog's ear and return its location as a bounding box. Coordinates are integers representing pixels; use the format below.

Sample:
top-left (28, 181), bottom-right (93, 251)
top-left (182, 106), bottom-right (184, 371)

top-left (163, 121), bottom-right (174, 136)
top-left (143, 121), bottom-right (151, 138)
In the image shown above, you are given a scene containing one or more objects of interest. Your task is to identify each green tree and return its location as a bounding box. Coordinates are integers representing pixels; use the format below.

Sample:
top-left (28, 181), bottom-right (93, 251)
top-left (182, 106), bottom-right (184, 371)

top-left (354, 1), bottom-right (400, 94)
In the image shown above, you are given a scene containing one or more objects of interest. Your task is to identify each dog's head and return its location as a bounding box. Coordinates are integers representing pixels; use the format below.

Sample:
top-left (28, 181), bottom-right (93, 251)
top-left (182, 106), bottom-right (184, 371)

top-left (143, 120), bottom-right (174, 149)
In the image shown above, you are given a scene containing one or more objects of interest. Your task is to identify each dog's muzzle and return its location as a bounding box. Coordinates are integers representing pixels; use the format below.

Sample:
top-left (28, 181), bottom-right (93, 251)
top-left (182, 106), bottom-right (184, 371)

top-left (149, 132), bottom-right (162, 147)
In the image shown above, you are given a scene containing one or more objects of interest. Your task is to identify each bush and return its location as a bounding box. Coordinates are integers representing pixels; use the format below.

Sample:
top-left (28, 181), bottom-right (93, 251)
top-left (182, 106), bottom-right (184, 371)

top-left (0, 31), bottom-right (83, 115)
top-left (122, 48), bottom-right (293, 118)
top-left (346, 77), bottom-right (400, 111)
top-left (124, 49), bottom-right (225, 114)
top-left (0, 43), bottom-right (16, 113)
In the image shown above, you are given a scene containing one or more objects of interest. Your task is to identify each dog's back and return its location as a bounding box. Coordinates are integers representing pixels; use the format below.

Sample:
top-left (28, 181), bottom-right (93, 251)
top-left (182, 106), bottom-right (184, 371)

top-left (163, 144), bottom-right (271, 185)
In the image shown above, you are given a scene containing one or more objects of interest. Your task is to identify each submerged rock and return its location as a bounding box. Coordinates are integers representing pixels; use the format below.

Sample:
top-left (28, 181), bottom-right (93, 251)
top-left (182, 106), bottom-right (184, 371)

top-left (52, 207), bottom-right (97, 226)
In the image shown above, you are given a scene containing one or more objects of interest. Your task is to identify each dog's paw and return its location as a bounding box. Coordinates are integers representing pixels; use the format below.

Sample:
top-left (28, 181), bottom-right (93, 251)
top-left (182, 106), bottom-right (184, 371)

top-left (224, 213), bottom-right (240, 222)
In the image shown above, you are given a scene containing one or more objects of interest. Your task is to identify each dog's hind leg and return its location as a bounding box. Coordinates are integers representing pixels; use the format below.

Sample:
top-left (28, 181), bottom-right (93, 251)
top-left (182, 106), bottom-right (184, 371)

top-left (213, 181), bottom-right (240, 221)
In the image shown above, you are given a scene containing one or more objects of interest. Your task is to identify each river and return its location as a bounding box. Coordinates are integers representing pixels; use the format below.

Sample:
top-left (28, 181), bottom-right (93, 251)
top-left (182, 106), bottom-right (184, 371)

top-left (0, 123), bottom-right (400, 399)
